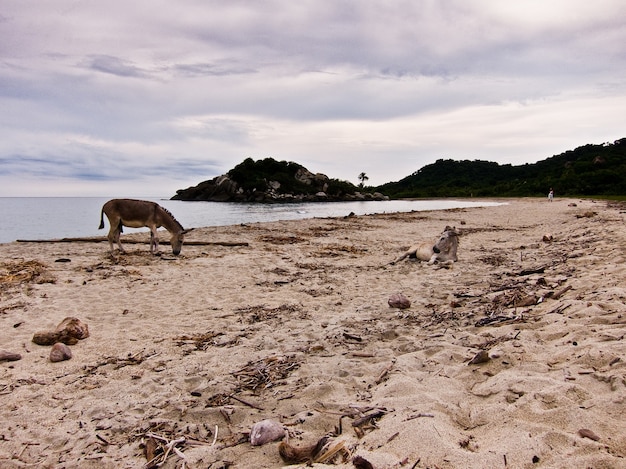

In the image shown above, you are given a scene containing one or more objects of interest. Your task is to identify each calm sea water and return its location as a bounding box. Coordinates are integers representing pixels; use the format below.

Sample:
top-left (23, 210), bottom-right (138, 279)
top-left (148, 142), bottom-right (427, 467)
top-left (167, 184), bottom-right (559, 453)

top-left (0, 197), bottom-right (503, 244)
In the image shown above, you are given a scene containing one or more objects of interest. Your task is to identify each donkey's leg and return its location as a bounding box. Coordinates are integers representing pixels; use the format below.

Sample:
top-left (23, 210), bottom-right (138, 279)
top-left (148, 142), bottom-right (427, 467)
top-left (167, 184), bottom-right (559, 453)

top-left (116, 229), bottom-right (125, 252)
top-left (112, 220), bottom-right (125, 253)
top-left (107, 226), bottom-right (122, 253)
top-left (391, 245), bottom-right (420, 265)
top-left (115, 226), bottom-right (125, 252)
top-left (150, 228), bottom-right (159, 254)
top-left (107, 228), bottom-right (115, 253)
top-left (390, 251), bottom-right (409, 265)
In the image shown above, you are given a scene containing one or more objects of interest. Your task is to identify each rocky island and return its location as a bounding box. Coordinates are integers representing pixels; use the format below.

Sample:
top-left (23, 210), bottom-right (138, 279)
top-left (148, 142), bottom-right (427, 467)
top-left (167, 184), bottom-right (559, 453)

top-left (171, 157), bottom-right (388, 202)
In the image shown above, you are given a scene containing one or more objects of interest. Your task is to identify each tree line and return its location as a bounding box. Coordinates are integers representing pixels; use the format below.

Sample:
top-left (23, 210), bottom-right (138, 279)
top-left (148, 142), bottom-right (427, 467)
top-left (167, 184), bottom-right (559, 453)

top-left (374, 138), bottom-right (626, 198)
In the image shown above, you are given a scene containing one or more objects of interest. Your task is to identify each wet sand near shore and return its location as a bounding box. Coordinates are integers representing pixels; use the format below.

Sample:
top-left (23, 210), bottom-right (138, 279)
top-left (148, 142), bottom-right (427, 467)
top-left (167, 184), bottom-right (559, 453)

top-left (0, 197), bottom-right (625, 468)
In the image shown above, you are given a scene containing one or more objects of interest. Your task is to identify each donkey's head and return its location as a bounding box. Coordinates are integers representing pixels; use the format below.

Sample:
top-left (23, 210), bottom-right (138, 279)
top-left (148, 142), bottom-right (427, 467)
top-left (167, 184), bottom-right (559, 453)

top-left (169, 228), bottom-right (193, 255)
top-left (432, 226), bottom-right (460, 260)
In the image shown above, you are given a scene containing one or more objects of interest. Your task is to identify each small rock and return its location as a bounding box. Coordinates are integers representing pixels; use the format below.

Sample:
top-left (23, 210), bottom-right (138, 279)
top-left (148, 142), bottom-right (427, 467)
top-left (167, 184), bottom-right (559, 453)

top-left (388, 293), bottom-right (411, 309)
top-left (50, 343), bottom-right (72, 362)
top-left (380, 329), bottom-right (398, 340)
top-left (55, 317), bottom-right (89, 340)
top-left (32, 331), bottom-right (62, 345)
top-left (353, 455), bottom-right (375, 469)
top-left (542, 233), bottom-right (553, 242)
top-left (578, 428), bottom-right (600, 441)
top-left (468, 350), bottom-right (490, 365)
top-left (249, 419), bottom-right (286, 446)
top-left (33, 317), bottom-right (90, 346)
top-left (0, 350), bottom-right (22, 362)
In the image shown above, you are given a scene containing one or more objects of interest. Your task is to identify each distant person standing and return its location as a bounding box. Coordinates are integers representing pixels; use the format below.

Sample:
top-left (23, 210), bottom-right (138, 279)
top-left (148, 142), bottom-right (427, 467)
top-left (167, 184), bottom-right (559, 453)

top-left (548, 188), bottom-right (554, 202)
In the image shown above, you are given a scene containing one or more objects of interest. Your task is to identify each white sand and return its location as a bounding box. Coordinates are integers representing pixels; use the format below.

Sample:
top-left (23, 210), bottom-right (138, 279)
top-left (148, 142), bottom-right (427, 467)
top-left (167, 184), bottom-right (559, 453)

top-left (0, 197), bottom-right (624, 468)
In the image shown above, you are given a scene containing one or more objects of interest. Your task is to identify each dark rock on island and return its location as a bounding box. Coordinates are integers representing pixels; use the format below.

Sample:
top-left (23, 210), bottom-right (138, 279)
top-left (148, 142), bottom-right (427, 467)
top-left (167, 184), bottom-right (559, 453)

top-left (171, 157), bottom-right (388, 203)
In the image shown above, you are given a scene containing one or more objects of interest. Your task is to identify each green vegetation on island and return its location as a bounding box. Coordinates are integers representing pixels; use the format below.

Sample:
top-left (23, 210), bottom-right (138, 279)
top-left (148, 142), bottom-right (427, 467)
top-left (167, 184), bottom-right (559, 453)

top-left (172, 157), bottom-right (387, 202)
top-left (173, 138), bottom-right (626, 201)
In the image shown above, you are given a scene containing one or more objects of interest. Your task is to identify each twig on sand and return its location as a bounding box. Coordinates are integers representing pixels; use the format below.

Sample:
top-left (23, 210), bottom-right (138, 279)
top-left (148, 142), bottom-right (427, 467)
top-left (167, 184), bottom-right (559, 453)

top-left (405, 413), bottom-right (435, 420)
top-left (375, 359), bottom-right (396, 384)
top-left (515, 266), bottom-right (547, 276)
top-left (548, 303), bottom-right (572, 315)
top-left (551, 285), bottom-right (573, 300)
top-left (211, 425), bottom-right (219, 446)
top-left (229, 393), bottom-right (264, 410)
top-left (352, 409), bottom-right (388, 428)
top-left (143, 433), bottom-right (187, 469)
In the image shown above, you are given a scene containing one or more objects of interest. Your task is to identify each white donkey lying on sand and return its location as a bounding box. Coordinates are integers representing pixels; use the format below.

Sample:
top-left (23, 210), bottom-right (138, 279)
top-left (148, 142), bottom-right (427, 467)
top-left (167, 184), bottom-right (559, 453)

top-left (390, 226), bottom-right (460, 266)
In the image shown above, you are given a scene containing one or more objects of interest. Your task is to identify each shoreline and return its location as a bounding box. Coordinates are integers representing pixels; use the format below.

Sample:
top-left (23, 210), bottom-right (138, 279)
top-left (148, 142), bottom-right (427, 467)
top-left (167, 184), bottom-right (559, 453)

top-left (1, 197), bottom-right (625, 468)
top-left (0, 197), bottom-right (506, 245)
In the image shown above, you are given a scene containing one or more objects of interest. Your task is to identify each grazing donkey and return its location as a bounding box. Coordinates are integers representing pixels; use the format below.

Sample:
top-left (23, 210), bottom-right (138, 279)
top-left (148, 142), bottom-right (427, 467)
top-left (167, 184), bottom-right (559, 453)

top-left (99, 199), bottom-right (192, 255)
top-left (390, 226), bottom-right (460, 266)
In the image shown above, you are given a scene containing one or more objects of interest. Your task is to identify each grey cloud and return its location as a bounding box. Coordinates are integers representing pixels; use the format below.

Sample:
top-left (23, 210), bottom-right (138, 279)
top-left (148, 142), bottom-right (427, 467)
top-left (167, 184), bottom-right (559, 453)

top-left (0, 152), bottom-right (221, 184)
top-left (88, 55), bottom-right (150, 78)
top-left (0, 154), bottom-right (111, 179)
top-left (173, 62), bottom-right (257, 77)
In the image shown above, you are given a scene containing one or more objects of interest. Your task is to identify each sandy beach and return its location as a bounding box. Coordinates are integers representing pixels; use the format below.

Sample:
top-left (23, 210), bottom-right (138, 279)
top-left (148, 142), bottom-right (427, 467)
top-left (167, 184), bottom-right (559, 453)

top-left (1, 197), bottom-right (625, 469)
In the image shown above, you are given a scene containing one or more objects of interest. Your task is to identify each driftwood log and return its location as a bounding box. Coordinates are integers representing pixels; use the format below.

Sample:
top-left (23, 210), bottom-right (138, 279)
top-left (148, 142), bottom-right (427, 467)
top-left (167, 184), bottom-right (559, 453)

top-left (17, 237), bottom-right (248, 247)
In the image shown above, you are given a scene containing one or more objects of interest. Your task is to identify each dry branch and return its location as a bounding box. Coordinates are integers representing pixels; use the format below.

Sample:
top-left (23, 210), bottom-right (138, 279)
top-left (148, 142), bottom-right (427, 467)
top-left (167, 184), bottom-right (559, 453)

top-left (229, 394), bottom-right (264, 410)
top-left (516, 266), bottom-right (547, 276)
top-left (17, 237), bottom-right (248, 246)
top-left (352, 409), bottom-right (388, 427)
top-left (375, 359), bottom-right (396, 384)
top-left (551, 285), bottom-right (573, 300)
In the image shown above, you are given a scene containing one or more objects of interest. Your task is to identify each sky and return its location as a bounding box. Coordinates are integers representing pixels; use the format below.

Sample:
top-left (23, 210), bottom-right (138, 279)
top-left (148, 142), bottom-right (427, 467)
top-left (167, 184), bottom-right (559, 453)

top-left (1, 0), bottom-right (625, 197)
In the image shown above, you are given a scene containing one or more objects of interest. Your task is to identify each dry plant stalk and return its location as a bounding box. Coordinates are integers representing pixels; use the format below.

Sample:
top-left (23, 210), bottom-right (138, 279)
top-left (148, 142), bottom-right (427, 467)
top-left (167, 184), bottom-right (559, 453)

top-left (232, 355), bottom-right (300, 392)
top-left (314, 440), bottom-right (349, 464)
top-left (143, 433), bottom-right (187, 469)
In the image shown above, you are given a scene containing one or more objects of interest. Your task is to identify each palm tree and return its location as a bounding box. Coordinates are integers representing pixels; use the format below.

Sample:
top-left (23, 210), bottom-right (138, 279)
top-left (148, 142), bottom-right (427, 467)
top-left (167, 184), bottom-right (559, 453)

top-left (358, 172), bottom-right (369, 188)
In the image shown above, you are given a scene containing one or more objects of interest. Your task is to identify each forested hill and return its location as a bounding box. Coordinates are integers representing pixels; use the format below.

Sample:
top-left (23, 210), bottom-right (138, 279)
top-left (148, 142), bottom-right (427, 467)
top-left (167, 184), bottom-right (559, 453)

top-left (375, 138), bottom-right (626, 198)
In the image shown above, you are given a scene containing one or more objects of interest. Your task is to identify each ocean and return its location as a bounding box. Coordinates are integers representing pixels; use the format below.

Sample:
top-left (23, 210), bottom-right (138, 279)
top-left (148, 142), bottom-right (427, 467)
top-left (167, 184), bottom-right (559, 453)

top-left (0, 197), bottom-right (503, 244)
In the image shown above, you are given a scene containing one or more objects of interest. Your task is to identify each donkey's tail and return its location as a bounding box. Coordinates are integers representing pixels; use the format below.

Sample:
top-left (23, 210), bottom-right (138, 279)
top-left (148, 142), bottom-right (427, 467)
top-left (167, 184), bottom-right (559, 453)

top-left (98, 208), bottom-right (105, 229)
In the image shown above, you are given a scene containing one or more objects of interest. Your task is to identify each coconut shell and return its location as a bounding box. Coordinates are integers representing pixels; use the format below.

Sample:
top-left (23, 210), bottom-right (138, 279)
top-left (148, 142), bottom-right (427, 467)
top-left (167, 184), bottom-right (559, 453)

top-left (249, 419), bottom-right (286, 446)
